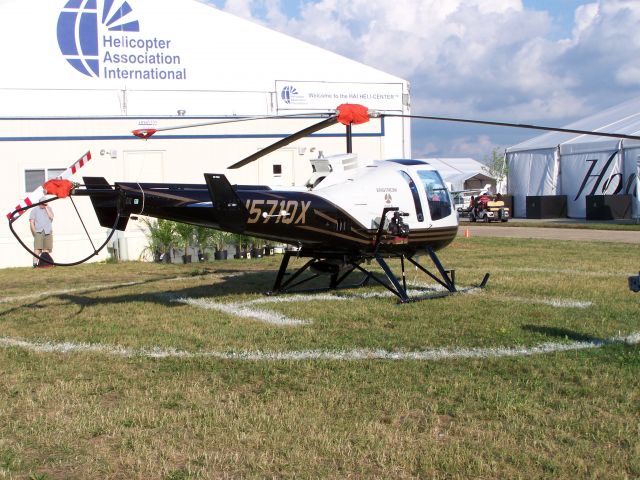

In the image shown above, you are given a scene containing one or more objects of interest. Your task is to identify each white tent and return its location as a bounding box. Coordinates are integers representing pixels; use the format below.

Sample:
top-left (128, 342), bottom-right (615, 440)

top-left (0, 0), bottom-right (411, 268)
top-left (423, 158), bottom-right (496, 193)
top-left (506, 97), bottom-right (640, 218)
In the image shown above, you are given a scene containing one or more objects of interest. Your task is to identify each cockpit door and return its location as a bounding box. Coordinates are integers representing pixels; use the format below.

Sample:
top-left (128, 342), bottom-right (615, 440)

top-left (398, 170), bottom-right (425, 222)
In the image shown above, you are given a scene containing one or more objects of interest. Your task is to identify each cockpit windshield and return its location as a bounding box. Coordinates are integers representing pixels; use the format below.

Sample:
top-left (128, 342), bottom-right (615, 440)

top-left (417, 170), bottom-right (452, 220)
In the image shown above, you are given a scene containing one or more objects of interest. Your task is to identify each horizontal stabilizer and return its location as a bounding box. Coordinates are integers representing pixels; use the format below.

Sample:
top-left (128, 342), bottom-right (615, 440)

top-left (204, 174), bottom-right (248, 231)
top-left (83, 177), bottom-right (129, 231)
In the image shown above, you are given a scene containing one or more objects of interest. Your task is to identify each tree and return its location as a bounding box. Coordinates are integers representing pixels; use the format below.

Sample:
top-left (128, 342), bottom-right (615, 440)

top-left (482, 148), bottom-right (508, 192)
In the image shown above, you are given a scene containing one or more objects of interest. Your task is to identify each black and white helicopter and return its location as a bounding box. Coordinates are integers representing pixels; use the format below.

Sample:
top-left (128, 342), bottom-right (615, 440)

top-left (8, 104), bottom-right (640, 301)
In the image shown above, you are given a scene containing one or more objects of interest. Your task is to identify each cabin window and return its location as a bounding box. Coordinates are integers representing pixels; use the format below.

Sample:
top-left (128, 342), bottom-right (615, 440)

top-left (272, 164), bottom-right (282, 176)
top-left (417, 170), bottom-right (452, 220)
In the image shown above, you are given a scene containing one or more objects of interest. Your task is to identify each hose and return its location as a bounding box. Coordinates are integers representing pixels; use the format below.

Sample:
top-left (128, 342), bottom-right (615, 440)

top-left (8, 196), bottom-right (122, 267)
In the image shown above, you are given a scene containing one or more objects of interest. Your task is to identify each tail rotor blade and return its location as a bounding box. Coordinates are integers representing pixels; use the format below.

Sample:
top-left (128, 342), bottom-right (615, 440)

top-left (6, 151), bottom-right (92, 220)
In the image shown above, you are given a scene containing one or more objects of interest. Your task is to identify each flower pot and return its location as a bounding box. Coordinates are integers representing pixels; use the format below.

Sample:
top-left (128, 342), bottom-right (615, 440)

top-left (251, 248), bottom-right (263, 259)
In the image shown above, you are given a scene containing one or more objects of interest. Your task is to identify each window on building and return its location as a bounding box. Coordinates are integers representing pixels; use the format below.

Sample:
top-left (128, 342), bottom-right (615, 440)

top-left (273, 164), bottom-right (282, 176)
top-left (25, 169), bottom-right (45, 192)
top-left (24, 168), bottom-right (66, 192)
top-left (48, 168), bottom-right (66, 179)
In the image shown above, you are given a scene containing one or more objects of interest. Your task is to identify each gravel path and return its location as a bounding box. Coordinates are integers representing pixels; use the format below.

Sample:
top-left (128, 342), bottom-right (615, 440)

top-left (458, 225), bottom-right (640, 243)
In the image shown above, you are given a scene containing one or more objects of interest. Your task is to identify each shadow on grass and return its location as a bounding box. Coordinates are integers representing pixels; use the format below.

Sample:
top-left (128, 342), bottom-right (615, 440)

top-left (0, 264), bottom-right (377, 318)
top-left (0, 268), bottom-right (279, 318)
top-left (522, 324), bottom-right (602, 343)
top-left (0, 261), bottom-right (449, 318)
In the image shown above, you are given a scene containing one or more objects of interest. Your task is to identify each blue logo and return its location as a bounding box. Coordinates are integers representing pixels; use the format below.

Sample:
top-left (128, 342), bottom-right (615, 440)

top-left (57, 0), bottom-right (140, 78)
top-left (280, 85), bottom-right (298, 104)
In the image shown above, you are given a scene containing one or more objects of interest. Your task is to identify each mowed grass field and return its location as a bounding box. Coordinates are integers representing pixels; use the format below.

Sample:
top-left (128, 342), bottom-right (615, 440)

top-left (0, 237), bottom-right (638, 479)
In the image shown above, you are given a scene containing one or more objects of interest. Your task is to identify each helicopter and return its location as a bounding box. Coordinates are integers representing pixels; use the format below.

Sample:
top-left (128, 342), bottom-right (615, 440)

top-left (8, 103), bottom-right (640, 302)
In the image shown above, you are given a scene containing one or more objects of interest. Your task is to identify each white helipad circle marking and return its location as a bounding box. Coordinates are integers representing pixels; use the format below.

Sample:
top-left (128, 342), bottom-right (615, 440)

top-left (168, 286), bottom-right (592, 327)
top-left (0, 333), bottom-right (637, 361)
top-left (0, 275), bottom-right (613, 362)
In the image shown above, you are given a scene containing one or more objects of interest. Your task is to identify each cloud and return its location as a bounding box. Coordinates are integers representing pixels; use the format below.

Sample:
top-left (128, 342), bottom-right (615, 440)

top-left (217, 0), bottom-right (253, 18)
top-left (209, 0), bottom-right (640, 157)
top-left (560, 1), bottom-right (640, 93)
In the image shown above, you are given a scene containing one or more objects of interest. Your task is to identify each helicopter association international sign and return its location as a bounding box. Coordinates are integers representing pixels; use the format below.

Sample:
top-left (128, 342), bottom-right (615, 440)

top-left (276, 81), bottom-right (404, 112)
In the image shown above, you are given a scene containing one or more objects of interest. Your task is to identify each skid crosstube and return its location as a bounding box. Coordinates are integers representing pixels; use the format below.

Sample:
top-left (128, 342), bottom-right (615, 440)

top-left (268, 247), bottom-right (490, 303)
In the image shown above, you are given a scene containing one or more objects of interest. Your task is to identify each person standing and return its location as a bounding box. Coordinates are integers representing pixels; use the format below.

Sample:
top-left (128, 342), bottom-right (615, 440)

top-left (29, 197), bottom-right (54, 267)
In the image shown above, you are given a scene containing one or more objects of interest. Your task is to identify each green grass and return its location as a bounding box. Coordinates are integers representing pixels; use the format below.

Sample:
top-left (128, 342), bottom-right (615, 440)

top-left (467, 219), bottom-right (640, 231)
top-left (0, 237), bottom-right (638, 478)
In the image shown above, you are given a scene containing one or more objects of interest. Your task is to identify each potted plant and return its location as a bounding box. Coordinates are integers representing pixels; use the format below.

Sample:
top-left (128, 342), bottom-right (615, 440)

top-left (194, 225), bottom-right (215, 261)
top-left (250, 236), bottom-right (264, 259)
top-left (174, 222), bottom-right (195, 264)
top-left (212, 230), bottom-right (231, 260)
top-left (140, 217), bottom-right (178, 263)
top-left (233, 233), bottom-right (249, 259)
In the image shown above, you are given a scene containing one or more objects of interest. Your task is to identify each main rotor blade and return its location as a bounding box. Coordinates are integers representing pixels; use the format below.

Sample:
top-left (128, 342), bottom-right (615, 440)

top-left (132, 112), bottom-right (329, 139)
top-left (383, 113), bottom-right (640, 141)
top-left (227, 116), bottom-right (339, 169)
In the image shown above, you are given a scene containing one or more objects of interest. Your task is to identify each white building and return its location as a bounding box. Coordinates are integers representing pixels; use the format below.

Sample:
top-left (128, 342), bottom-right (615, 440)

top-left (0, 0), bottom-right (410, 268)
top-left (423, 158), bottom-right (496, 193)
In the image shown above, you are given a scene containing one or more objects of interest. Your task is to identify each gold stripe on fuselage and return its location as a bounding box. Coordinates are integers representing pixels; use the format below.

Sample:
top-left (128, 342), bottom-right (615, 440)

top-left (296, 225), bottom-right (457, 246)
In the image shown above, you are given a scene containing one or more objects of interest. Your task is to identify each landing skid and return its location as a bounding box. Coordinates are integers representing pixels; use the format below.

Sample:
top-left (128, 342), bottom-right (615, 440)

top-left (268, 248), bottom-right (490, 303)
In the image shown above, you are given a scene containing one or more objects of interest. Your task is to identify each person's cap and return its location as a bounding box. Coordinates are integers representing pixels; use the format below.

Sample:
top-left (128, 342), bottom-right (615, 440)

top-left (39, 196), bottom-right (48, 204)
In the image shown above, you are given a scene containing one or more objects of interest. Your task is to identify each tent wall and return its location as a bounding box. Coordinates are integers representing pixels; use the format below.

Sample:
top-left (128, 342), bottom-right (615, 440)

top-left (506, 148), bottom-right (559, 218)
top-left (508, 143), bottom-right (639, 219)
top-left (623, 147), bottom-right (640, 218)
top-left (560, 146), bottom-right (623, 218)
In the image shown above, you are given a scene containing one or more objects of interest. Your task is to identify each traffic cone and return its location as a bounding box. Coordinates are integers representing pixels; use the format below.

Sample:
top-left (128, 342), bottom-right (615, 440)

top-left (464, 228), bottom-right (470, 238)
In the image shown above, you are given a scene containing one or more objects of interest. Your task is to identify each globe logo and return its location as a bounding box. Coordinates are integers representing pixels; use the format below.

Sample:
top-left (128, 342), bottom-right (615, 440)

top-left (280, 86), bottom-right (298, 104)
top-left (57, 0), bottom-right (140, 78)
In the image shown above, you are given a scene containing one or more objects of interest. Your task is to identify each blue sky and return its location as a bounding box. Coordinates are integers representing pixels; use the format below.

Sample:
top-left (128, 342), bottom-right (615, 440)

top-left (205, 1), bottom-right (640, 160)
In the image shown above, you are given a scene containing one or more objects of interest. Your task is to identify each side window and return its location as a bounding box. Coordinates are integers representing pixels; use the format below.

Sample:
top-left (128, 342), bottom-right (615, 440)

top-left (417, 170), bottom-right (452, 221)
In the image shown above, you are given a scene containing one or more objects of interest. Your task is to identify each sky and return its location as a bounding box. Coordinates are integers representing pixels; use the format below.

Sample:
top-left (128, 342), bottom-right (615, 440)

top-left (203, 0), bottom-right (640, 161)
